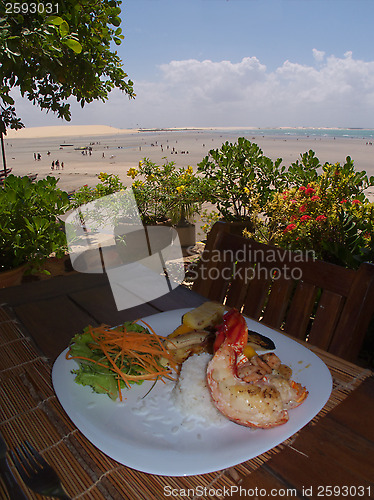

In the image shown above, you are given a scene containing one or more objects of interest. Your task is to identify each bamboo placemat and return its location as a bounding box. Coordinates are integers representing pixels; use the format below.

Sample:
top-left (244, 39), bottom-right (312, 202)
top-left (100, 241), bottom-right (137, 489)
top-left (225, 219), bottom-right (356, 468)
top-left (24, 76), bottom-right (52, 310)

top-left (0, 305), bottom-right (372, 500)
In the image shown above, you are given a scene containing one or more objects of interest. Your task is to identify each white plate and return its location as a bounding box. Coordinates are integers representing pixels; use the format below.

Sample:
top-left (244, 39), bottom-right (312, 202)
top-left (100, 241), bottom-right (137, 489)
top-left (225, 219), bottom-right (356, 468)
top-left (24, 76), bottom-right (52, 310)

top-left (52, 308), bottom-right (332, 476)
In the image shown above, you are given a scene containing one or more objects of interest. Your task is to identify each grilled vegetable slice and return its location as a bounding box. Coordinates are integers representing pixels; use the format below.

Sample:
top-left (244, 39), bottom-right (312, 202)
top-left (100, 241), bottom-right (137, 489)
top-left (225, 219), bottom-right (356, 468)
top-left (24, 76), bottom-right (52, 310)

top-left (167, 323), bottom-right (193, 339)
top-left (182, 302), bottom-right (225, 330)
top-left (164, 330), bottom-right (214, 364)
top-left (247, 331), bottom-right (276, 351)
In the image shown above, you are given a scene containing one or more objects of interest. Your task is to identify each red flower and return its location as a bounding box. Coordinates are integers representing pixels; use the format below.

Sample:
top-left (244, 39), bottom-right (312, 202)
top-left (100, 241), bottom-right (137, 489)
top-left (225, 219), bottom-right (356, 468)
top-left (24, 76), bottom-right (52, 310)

top-left (299, 204), bottom-right (307, 212)
top-left (300, 215), bottom-right (311, 222)
top-left (305, 185), bottom-right (316, 195)
top-left (340, 199), bottom-right (347, 204)
top-left (299, 186), bottom-right (306, 192)
top-left (283, 223), bottom-right (297, 233)
top-left (316, 215), bottom-right (327, 222)
top-left (352, 199), bottom-right (362, 204)
top-left (311, 195), bottom-right (320, 202)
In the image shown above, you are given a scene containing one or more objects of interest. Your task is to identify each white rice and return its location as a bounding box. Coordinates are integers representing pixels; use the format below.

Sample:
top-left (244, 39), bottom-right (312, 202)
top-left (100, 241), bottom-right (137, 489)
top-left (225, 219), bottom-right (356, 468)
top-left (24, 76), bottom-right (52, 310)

top-left (171, 353), bottom-right (227, 426)
top-left (131, 353), bottom-right (227, 431)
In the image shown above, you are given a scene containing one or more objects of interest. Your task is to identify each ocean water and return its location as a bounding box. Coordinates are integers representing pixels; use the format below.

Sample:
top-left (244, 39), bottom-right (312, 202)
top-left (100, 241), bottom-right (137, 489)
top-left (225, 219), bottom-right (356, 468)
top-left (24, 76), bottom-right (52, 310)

top-left (210, 128), bottom-right (374, 140)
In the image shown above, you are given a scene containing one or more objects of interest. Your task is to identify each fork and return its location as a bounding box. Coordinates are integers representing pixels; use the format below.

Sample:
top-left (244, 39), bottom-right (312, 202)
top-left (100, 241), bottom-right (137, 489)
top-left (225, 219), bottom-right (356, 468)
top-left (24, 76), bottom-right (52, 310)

top-left (10, 441), bottom-right (71, 499)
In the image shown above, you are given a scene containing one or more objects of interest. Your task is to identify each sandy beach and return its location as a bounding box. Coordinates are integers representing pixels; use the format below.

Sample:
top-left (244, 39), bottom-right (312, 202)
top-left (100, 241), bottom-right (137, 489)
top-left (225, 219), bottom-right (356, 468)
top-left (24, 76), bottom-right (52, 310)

top-left (4, 124), bottom-right (374, 198)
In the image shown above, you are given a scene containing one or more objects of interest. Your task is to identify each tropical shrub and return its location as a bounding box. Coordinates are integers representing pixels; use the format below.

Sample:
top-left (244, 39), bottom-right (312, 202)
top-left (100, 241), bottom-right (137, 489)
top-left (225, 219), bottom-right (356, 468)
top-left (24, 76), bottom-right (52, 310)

top-left (197, 137), bottom-right (286, 221)
top-left (70, 172), bottom-right (125, 207)
top-left (0, 175), bottom-right (70, 272)
top-left (130, 159), bottom-right (209, 225)
top-left (245, 158), bottom-right (374, 268)
top-left (198, 208), bottom-right (221, 237)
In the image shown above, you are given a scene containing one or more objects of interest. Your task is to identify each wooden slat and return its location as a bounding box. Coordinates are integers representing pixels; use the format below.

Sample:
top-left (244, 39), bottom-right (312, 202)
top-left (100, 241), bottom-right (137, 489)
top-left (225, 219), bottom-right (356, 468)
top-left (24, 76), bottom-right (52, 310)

top-left (149, 284), bottom-right (206, 311)
top-left (225, 261), bottom-right (251, 309)
top-left (262, 380), bottom-right (374, 494)
top-left (329, 262), bottom-right (374, 360)
top-left (266, 422), bottom-right (374, 492)
top-left (308, 290), bottom-right (344, 350)
top-left (196, 256), bottom-right (233, 303)
top-left (232, 377), bottom-right (374, 499)
top-left (326, 376), bottom-right (374, 442)
top-left (284, 281), bottom-right (318, 339)
top-left (296, 261), bottom-right (355, 296)
top-left (14, 296), bottom-right (100, 361)
top-left (242, 273), bottom-right (272, 320)
top-left (0, 272), bottom-right (109, 307)
top-left (261, 276), bottom-right (295, 329)
top-left (230, 465), bottom-right (304, 499)
top-left (192, 223), bottom-right (374, 361)
top-left (69, 284), bottom-right (158, 325)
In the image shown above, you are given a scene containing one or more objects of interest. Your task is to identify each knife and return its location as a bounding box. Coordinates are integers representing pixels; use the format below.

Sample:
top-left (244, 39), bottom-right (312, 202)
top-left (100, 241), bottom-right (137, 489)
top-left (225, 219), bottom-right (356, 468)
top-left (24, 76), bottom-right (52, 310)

top-left (0, 432), bottom-right (28, 500)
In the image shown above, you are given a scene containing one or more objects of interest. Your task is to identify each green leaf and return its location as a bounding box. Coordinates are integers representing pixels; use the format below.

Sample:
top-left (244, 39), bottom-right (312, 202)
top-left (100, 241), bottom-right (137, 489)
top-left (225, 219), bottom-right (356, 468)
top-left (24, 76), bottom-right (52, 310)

top-left (0, 0), bottom-right (135, 135)
top-left (46, 16), bottom-right (65, 26)
top-left (63, 38), bottom-right (83, 54)
top-left (111, 17), bottom-right (121, 27)
top-left (2, 95), bottom-right (14, 105)
top-left (59, 21), bottom-right (69, 37)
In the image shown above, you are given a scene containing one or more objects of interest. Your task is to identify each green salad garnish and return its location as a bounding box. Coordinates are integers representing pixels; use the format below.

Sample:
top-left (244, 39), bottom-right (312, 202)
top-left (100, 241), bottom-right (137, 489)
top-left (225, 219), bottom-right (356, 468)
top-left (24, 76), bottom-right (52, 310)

top-left (67, 321), bottom-right (176, 400)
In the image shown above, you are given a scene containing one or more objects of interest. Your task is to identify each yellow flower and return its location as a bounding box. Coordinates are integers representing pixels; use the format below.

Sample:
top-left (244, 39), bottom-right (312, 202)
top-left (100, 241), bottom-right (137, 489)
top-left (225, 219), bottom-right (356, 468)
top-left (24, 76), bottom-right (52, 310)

top-left (176, 185), bottom-right (185, 194)
top-left (127, 168), bottom-right (138, 179)
top-left (186, 166), bottom-right (193, 175)
top-left (138, 160), bottom-right (143, 167)
top-left (133, 180), bottom-right (144, 188)
top-left (244, 187), bottom-right (251, 195)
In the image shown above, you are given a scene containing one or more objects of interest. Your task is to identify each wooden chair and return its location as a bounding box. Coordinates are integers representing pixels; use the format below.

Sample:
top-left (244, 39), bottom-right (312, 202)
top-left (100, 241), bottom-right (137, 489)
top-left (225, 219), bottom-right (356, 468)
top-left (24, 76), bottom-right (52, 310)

top-left (192, 221), bottom-right (374, 362)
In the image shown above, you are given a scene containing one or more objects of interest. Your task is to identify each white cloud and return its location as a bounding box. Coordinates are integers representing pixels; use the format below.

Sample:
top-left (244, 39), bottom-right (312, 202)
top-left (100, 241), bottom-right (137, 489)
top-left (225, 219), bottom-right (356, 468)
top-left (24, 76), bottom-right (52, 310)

top-left (312, 48), bottom-right (325, 62)
top-left (10, 51), bottom-right (374, 128)
top-left (130, 51), bottom-right (374, 128)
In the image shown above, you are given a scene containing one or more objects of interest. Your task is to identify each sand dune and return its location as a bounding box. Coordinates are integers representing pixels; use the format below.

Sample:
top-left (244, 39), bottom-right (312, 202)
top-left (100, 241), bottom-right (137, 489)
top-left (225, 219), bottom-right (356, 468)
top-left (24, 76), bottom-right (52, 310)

top-left (6, 125), bottom-right (137, 139)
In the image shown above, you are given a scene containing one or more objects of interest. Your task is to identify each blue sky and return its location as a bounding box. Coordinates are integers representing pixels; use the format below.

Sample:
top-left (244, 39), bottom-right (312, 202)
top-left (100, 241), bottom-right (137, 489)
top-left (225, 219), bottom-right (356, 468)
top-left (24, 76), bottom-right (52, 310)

top-left (123, 0), bottom-right (371, 77)
top-left (16, 0), bottom-right (374, 129)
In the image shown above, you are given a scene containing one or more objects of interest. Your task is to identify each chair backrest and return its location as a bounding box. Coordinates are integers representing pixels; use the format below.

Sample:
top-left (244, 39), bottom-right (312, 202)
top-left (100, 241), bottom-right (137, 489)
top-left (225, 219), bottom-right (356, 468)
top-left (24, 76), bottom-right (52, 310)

top-left (193, 222), bottom-right (374, 362)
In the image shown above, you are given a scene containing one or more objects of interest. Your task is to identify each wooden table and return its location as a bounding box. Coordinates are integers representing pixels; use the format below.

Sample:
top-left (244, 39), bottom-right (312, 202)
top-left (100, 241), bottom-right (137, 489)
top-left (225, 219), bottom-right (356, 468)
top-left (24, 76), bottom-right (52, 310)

top-left (0, 273), bottom-right (373, 499)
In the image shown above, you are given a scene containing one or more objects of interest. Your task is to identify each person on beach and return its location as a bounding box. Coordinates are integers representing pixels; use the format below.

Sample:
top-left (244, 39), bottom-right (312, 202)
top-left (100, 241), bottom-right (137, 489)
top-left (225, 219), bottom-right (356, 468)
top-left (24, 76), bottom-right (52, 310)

top-left (51, 161), bottom-right (55, 170)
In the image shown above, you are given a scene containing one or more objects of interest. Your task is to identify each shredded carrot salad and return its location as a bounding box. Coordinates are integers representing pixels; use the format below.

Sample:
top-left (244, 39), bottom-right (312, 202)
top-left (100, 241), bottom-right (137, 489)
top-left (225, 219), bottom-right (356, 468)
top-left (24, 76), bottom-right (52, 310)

top-left (66, 321), bottom-right (177, 401)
